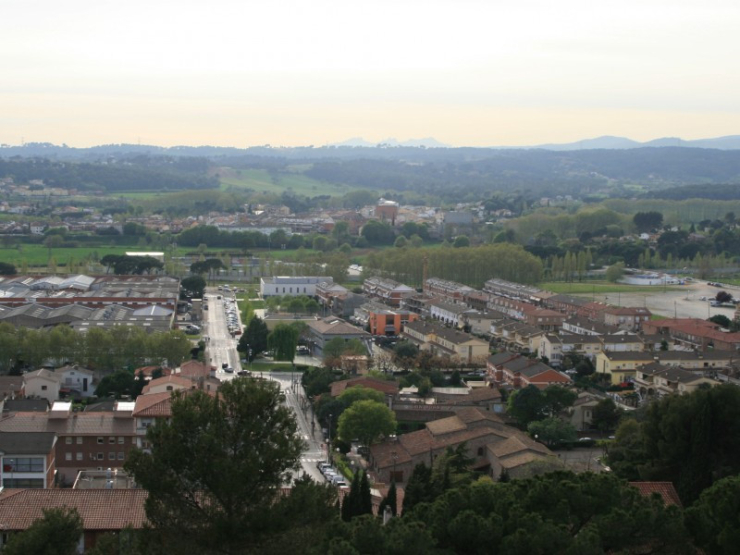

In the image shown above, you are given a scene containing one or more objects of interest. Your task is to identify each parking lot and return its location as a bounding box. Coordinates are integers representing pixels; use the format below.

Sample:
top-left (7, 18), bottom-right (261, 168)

top-left (588, 280), bottom-right (739, 320)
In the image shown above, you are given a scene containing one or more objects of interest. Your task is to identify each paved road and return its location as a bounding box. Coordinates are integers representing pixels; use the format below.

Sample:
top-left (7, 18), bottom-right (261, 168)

top-left (203, 287), bottom-right (242, 381)
top-left (268, 371), bottom-right (326, 483)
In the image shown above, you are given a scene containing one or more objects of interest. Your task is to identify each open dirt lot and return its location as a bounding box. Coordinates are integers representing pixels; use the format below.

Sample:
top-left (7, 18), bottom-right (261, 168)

top-left (581, 281), bottom-right (739, 320)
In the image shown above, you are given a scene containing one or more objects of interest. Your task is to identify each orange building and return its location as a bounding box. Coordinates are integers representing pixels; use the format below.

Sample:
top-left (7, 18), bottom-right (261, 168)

top-left (369, 309), bottom-right (418, 336)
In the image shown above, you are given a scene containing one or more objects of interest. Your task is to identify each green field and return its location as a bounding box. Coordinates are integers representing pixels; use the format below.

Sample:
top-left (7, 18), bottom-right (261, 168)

top-left (540, 281), bottom-right (682, 295)
top-left (219, 168), bottom-right (360, 197)
top-left (0, 244), bottom-right (235, 269)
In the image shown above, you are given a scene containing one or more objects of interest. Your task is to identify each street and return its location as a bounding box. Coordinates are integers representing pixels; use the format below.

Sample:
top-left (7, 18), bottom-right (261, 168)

top-left (201, 292), bottom-right (325, 482)
top-left (202, 287), bottom-right (242, 381)
top-left (268, 372), bottom-right (326, 483)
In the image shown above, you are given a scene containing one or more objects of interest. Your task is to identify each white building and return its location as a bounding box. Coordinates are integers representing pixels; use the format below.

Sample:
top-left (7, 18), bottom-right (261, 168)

top-left (260, 276), bottom-right (333, 298)
top-left (57, 365), bottom-right (95, 398)
top-left (23, 369), bottom-right (61, 403)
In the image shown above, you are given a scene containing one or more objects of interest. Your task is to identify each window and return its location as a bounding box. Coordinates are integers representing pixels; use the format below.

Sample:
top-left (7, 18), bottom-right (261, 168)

top-left (477, 447), bottom-right (484, 457)
top-left (65, 453), bottom-right (72, 461)
top-left (109, 452), bottom-right (115, 460)
top-left (3, 478), bottom-right (44, 488)
top-left (76, 453), bottom-right (83, 461)
top-left (3, 457), bottom-right (44, 472)
top-left (118, 437), bottom-right (124, 444)
top-left (118, 452), bottom-right (125, 461)
top-left (109, 437), bottom-right (115, 444)
top-left (77, 437), bottom-right (82, 445)
top-left (41, 385), bottom-right (47, 391)
top-left (97, 437), bottom-right (104, 444)
top-left (65, 437), bottom-right (72, 445)
top-left (97, 453), bottom-right (104, 461)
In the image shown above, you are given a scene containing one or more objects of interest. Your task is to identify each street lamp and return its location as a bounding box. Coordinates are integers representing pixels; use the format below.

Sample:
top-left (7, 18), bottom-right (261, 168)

top-left (327, 413), bottom-right (333, 461)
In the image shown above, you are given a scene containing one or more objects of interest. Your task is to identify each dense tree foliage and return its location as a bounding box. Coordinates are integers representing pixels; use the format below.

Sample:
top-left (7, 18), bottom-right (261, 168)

top-left (267, 323), bottom-right (301, 363)
top-left (507, 385), bottom-right (576, 427)
top-left (238, 316), bottom-right (269, 361)
top-left (337, 400), bottom-right (396, 446)
top-left (180, 275), bottom-right (206, 298)
top-left (3, 508), bottom-right (83, 555)
top-left (633, 210), bottom-right (664, 231)
top-left (319, 472), bottom-right (693, 555)
top-left (0, 323), bottom-right (192, 372)
top-left (364, 244), bottom-right (542, 287)
top-left (125, 378), bottom-right (336, 554)
top-left (609, 385), bottom-right (740, 504)
top-left (0, 157), bottom-right (218, 193)
top-left (685, 475), bottom-right (740, 555)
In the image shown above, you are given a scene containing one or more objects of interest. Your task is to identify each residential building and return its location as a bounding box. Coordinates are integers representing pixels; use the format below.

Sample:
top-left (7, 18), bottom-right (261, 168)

top-left (316, 281), bottom-right (349, 308)
top-left (23, 369), bottom-right (61, 404)
top-left (523, 308), bottom-right (566, 331)
top-left (428, 300), bottom-right (477, 327)
top-left (330, 376), bottom-right (400, 399)
top-left (259, 276), bottom-right (333, 298)
top-left (0, 401), bottom-right (137, 485)
top-left (363, 277), bottom-right (415, 308)
top-left (0, 489), bottom-right (147, 551)
top-left (600, 307), bottom-right (652, 331)
top-left (423, 278), bottom-right (474, 304)
top-left (375, 198), bottom-right (399, 224)
top-left (562, 317), bottom-right (619, 336)
top-left (369, 408), bottom-right (553, 484)
top-left (486, 351), bottom-right (572, 389)
top-left (539, 334), bottom-right (603, 367)
top-left (633, 363), bottom-right (721, 399)
top-left (57, 365), bottom-right (95, 399)
top-left (353, 302), bottom-right (418, 336)
top-left (643, 318), bottom-right (740, 351)
top-left (567, 392), bottom-right (603, 431)
top-left (402, 321), bottom-right (489, 364)
top-left (594, 350), bottom-right (737, 385)
top-left (489, 319), bottom-right (544, 353)
top-left (0, 432), bottom-right (57, 488)
top-left (306, 318), bottom-right (372, 357)
top-left (462, 309), bottom-right (507, 336)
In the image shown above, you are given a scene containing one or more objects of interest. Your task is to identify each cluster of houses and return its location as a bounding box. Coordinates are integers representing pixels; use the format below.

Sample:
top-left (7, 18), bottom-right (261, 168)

top-left (260, 273), bottom-right (738, 400)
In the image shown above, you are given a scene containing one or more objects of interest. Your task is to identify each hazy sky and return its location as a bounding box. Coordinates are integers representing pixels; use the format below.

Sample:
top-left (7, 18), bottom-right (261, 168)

top-left (3, 0), bottom-right (740, 147)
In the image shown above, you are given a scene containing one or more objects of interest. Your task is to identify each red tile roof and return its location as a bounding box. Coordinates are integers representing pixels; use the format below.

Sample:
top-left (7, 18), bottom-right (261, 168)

top-left (330, 377), bottom-right (399, 398)
top-left (132, 392), bottom-right (172, 417)
top-left (0, 489), bottom-right (148, 531)
top-left (629, 482), bottom-right (682, 507)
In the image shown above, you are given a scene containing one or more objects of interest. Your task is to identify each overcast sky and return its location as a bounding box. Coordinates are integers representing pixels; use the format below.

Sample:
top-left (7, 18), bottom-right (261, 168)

top-left (3, 0), bottom-right (739, 147)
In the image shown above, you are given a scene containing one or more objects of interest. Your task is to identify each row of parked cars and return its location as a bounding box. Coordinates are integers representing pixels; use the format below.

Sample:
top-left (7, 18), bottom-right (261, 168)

top-left (316, 461), bottom-right (348, 488)
top-left (222, 297), bottom-right (242, 336)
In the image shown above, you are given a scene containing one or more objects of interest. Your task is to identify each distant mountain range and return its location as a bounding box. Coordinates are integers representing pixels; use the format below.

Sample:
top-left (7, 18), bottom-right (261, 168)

top-left (525, 135), bottom-right (740, 151)
top-left (331, 135), bottom-right (740, 150)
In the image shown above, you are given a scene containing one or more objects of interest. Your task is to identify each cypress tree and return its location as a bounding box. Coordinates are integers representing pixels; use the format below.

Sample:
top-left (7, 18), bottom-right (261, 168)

top-left (359, 470), bottom-right (373, 516)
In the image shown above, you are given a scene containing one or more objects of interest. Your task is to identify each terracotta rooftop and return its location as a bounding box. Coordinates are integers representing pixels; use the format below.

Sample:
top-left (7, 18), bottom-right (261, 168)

top-left (132, 391), bottom-right (173, 417)
top-left (330, 376), bottom-right (399, 398)
top-left (629, 482), bottom-right (682, 507)
top-left (0, 489), bottom-right (148, 530)
top-left (141, 375), bottom-right (194, 394)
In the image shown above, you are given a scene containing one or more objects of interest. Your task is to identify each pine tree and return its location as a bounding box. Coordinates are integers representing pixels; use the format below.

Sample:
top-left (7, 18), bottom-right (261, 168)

top-left (403, 463), bottom-right (433, 512)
